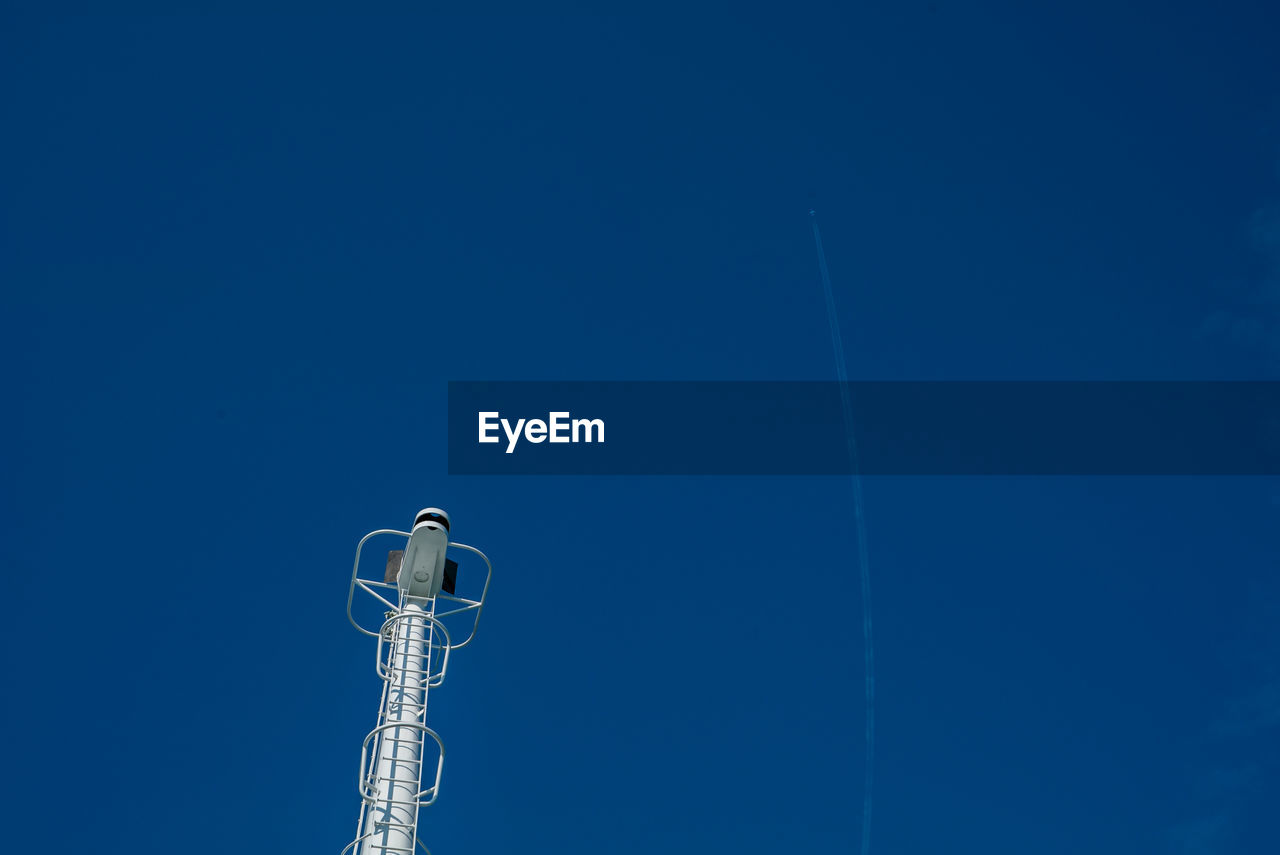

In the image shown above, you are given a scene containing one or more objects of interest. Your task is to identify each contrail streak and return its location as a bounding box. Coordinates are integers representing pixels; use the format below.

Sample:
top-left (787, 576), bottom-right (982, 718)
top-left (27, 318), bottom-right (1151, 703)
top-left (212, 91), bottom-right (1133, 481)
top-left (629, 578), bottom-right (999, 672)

top-left (811, 210), bottom-right (875, 855)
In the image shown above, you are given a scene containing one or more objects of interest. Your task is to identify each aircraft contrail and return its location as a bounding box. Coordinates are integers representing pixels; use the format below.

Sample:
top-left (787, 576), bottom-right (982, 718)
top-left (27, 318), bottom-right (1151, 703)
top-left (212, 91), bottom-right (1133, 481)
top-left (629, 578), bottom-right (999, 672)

top-left (810, 210), bottom-right (875, 855)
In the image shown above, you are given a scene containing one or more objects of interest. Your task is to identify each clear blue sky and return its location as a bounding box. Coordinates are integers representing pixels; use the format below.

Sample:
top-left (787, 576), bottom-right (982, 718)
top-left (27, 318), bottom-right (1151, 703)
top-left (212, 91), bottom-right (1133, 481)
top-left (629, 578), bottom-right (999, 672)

top-left (3, 5), bottom-right (1279, 854)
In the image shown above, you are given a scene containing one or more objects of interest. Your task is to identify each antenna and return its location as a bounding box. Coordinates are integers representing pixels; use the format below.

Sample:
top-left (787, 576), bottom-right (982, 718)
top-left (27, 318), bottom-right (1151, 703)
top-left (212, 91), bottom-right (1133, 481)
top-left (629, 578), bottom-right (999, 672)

top-left (342, 508), bottom-right (493, 855)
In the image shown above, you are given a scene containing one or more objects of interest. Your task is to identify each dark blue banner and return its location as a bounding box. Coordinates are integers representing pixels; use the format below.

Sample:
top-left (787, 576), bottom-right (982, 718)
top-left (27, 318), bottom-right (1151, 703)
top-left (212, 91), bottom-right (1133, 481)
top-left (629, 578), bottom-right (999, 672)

top-left (446, 381), bottom-right (1280, 475)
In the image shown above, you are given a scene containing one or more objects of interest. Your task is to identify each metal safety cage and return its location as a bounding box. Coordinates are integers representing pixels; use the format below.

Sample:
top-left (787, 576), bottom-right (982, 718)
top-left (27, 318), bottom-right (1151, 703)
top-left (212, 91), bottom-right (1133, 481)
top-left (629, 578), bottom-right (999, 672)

top-left (377, 612), bottom-right (452, 689)
top-left (342, 832), bottom-right (435, 855)
top-left (358, 721), bottom-right (446, 807)
top-left (346, 529), bottom-right (493, 650)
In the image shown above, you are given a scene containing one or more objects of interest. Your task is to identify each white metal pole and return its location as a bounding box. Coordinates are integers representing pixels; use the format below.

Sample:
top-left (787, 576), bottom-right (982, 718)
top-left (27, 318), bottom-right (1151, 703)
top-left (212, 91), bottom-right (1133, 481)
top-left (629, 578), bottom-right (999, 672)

top-left (360, 598), bottom-right (432, 855)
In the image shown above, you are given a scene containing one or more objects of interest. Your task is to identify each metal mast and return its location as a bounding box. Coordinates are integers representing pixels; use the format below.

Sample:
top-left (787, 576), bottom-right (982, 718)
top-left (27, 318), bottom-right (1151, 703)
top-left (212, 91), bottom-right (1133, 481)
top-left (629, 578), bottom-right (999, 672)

top-left (343, 508), bottom-right (493, 855)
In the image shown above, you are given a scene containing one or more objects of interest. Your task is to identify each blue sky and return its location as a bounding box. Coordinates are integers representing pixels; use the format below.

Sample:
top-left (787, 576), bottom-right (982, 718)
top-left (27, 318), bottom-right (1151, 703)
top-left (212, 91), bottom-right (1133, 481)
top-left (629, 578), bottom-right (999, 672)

top-left (3, 5), bottom-right (1279, 854)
